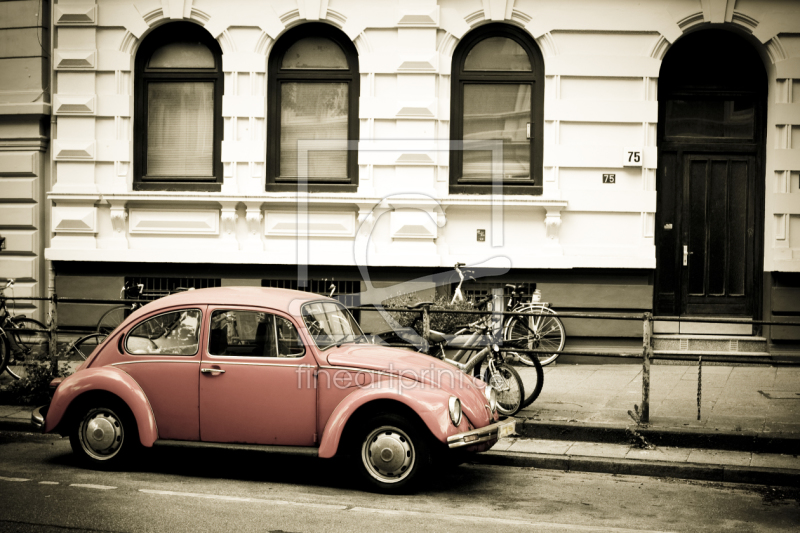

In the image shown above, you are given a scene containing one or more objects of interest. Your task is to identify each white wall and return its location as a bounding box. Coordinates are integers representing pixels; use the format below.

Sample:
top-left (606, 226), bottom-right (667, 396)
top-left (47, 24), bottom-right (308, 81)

top-left (44, 0), bottom-right (800, 275)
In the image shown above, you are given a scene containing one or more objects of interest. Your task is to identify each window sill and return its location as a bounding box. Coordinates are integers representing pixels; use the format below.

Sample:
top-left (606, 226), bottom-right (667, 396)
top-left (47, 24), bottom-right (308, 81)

top-left (267, 183), bottom-right (358, 194)
top-left (134, 181), bottom-right (222, 192)
top-left (450, 183), bottom-right (543, 196)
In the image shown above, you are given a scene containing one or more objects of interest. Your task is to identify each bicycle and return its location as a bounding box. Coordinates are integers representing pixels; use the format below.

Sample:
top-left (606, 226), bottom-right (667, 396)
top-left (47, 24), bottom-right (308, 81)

top-left (96, 282), bottom-right (146, 334)
top-left (502, 284), bottom-right (566, 367)
top-left (0, 279), bottom-right (50, 379)
top-left (412, 299), bottom-right (525, 416)
top-left (62, 332), bottom-right (108, 361)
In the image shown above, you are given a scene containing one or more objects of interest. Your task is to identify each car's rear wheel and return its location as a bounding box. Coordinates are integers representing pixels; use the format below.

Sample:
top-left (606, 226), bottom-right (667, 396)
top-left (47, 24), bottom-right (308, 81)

top-left (355, 413), bottom-right (431, 493)
top-left (69, 399), bottom-right (139, 469)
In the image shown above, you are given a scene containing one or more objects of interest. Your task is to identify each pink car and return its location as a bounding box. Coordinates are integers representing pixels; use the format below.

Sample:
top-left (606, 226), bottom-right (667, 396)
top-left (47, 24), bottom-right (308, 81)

top-left (33, 287), bottom-right (514, 492)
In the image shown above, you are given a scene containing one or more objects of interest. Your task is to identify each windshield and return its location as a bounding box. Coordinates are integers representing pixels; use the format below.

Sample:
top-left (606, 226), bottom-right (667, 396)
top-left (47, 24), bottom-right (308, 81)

top-left (301, 301), bottom-right (365, 350)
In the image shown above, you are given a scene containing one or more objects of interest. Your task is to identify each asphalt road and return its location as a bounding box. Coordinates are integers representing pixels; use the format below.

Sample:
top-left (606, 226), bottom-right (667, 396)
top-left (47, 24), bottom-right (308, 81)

top-left (1, 431), bottom-right (798, 532)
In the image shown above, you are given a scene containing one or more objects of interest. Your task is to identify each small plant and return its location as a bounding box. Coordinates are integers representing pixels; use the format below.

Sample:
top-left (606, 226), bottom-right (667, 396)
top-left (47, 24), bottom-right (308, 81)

top-left (626, 404), bottom-right (655, 450)
top-left (0, 362), bottom-right (72, 406)
top-left (383, 294), bottom-right (477, 336)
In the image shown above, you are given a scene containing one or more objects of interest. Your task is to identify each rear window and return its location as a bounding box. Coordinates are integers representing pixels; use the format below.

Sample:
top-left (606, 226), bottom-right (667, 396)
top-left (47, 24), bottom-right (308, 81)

top-left (125, 309), bottom-right (202, 356)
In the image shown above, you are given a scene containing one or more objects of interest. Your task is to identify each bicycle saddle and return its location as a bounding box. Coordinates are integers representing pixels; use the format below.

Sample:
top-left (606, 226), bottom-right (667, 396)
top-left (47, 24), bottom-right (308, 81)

top-left (408, 301), bottom-right (434, 309)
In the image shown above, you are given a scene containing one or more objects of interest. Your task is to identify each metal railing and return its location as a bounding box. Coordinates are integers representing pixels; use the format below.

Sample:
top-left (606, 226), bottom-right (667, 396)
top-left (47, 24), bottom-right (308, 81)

top-left (4, 294), bottom-right (800, 425)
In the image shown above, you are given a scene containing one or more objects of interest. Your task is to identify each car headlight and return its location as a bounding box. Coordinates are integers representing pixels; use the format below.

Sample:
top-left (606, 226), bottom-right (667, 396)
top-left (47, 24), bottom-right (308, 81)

top-left (448, 396), bottom-right (462, 427)
top-left (484, 384), bottom-right (497, 413)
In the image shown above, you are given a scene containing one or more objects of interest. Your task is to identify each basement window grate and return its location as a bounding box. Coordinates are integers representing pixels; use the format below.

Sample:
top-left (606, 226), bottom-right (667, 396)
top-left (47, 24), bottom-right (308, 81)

top-left (124, 277), bottom-right (221, 301)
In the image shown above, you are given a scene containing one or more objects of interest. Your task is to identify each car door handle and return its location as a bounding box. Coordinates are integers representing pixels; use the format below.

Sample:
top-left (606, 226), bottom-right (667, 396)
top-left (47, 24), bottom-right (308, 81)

top-left (201, 368), bottom-right (225, 374)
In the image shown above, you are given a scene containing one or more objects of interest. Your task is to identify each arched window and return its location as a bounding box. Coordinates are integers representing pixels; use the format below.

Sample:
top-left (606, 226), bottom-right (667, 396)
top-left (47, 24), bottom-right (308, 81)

top-left (450, 24), bottom-right (544, 195)
top-left (267, 23), bottom-right (360, 192)
top-left (134, 23), bottom-right (223, 191)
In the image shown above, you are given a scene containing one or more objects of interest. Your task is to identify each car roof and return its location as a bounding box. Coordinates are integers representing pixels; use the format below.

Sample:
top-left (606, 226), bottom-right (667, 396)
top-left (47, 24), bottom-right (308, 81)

top-left (139, 286), bottom-right (333, 315)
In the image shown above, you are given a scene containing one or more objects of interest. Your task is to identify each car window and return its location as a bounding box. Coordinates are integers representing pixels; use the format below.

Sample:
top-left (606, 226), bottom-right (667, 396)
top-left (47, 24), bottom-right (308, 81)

top-left (301, 301), bottom-right (364, 350)
top-left (125, 309), bottom-right (201, 356)
top-left (208, 310), bottom-right (304, 358)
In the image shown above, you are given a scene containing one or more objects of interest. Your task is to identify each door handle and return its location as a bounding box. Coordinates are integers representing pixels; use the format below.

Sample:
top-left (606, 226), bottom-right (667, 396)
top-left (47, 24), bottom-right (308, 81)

top-left (201, 367), bottom-right (225, 374)
top-left (683, 245), bottom-right (693, 266)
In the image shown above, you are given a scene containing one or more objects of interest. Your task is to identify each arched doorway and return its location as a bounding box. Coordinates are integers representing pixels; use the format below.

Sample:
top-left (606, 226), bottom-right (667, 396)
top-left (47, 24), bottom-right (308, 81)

top-left (654, 29), bottom-right (766, 318)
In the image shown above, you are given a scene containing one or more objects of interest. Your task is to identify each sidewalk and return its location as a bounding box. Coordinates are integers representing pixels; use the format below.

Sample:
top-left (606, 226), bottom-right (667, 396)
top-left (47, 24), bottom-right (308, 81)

top-left (514, 364), bottom-right (800, 451)
top-left (2, 363), bottom-right (799, 487)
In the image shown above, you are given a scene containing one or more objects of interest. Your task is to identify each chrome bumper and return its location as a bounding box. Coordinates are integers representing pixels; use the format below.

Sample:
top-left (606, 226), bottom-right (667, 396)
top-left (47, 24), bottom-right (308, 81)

top-left (447, 419), bottom-right (516, 449)
top-left (31, 405), bottom-right (47, 432)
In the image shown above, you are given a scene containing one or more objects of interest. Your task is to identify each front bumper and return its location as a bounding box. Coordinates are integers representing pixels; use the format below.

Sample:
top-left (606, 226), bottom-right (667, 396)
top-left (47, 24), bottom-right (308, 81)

top-left (447, 418), bottom-right (516, 449)
top-left (31, 405), bottom-right (48, 432)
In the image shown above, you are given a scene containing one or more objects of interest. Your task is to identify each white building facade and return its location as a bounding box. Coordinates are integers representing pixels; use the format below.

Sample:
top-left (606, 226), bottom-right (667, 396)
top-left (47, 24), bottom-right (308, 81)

top-left (32, 0), bottom-right (800, 346)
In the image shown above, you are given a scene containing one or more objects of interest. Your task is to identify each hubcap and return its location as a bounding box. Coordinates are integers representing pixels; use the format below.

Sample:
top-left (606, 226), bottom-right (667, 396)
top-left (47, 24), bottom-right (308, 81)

top-left (362, 426), bottom-right (415, 483)
top-left (80, 408), bottom-right (124, 460)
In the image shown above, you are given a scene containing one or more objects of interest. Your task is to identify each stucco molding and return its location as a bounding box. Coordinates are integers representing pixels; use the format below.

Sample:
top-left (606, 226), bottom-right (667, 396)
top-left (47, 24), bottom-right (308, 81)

top-left (54, 50), bottom-right (96, 70)
top-left (54, 5), bottom-right (98, 26)
top-left (54, 95), bottom-right (96, 116)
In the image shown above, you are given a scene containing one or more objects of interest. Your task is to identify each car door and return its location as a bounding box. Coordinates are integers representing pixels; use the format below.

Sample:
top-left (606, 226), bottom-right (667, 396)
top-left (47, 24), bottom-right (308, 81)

top-left (117, 306), bottom-right (204, 441)
top-left (199, 306), bottom-right (317, 446)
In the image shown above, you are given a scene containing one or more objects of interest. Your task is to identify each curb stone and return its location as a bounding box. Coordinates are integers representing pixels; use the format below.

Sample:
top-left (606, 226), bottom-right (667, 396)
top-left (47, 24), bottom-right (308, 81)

top-left (471, 450), bottom-right (800, 488)
top-left (518, 419), bottom-right (800, 454)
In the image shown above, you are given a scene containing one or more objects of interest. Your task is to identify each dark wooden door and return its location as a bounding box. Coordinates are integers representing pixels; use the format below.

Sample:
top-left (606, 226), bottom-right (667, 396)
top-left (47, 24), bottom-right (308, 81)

top-left (682, 154), bottom-right (756, 315)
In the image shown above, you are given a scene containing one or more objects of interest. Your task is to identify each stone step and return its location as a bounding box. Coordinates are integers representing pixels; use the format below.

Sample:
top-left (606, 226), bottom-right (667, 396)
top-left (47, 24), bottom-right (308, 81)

top-left (652, 334), bottom-right (768, 353)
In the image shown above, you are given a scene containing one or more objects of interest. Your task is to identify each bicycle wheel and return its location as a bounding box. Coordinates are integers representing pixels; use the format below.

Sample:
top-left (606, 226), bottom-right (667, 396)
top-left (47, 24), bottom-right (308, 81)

top-left (66, 333), bottom-right (108, 360)
top-left (11, 317), bottom-right (49, 354)
top-left (512, 355), bottom-right (544, 409)
top-left (97, 306), bottom-right (131, 334)
top-left (0, 337), bottom-right (8, 376)
top-left (483, 362), bottom-right (524, 416)
top-left (504, 305), bottom-right (565, 366)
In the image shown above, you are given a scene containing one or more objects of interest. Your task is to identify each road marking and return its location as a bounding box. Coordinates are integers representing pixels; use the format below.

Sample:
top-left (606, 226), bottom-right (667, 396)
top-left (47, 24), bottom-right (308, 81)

top-left (139, 489), bottom-right (347, 510)
top-left (0, 476), bottom-right (29, 482)
top-left (39, 481), bottom-right (59, 485)
top-left (138, 488), bottom-right (674, 532)
top-left (349, 507), bottom-right (676, 532)
top-left (70, 483), bottom-right (117, 490)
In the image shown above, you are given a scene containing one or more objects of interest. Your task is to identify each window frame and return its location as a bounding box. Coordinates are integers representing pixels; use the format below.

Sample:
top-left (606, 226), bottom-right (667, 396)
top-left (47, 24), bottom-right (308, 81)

top-left (205, 308), bottom-right (306, 359)
top-left (449, 24), bottom-right (544, 196)
top-left (267, 23), bottom-right (360, 193)
top-left (133, 22), bottom-right (224, 192)
top-left (123, 308), bottom-right (203, 357)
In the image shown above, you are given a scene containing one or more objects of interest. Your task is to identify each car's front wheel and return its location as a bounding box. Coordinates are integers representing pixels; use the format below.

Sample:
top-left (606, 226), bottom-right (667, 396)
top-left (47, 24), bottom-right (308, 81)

top-left (69, 400), bottom-right (140, 469)
top-left (355, 413), bottom-right (432, 493)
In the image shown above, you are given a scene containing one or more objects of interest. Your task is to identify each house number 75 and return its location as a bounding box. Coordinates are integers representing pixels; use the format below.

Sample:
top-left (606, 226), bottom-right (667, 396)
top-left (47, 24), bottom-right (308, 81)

top-left (623, 148), bottom-right (643, 167)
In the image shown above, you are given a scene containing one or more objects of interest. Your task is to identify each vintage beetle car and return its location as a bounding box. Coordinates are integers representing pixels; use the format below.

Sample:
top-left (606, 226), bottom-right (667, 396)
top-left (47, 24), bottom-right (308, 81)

top-left (33, 287), bottom-right (514, 492)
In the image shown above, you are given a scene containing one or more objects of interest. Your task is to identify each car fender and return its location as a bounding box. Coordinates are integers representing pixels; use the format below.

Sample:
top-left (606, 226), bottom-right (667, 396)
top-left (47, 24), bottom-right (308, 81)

top-left (317, 381), bottom-right (464, 459)
top-left (44, 366), bottom-right (158, 447)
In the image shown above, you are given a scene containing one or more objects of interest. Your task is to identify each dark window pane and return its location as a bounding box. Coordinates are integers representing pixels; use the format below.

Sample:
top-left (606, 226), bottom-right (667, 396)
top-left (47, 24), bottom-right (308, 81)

top-left (728, 161), bottom-right (748, 296)
top-left (688, 160), bottom-right (708, 295)
top-left (707, 161), bottom-right (727, 296)
top-left (665, 100), bottom-right (754, 139)
top-left (147, 82), bottom-right (214, 177)
top-left (148, 42), bottom-right (215, 69)
top-left (463, 84), bottom-right (530, 179)
top-left (281, 37), bottom-right (348, 69)
top-left (209, 310), bottom-right (279, 357)
top-left (464, 37), bottom-right (531, 71)
top-left (280, 82), bottom-right (348, 178)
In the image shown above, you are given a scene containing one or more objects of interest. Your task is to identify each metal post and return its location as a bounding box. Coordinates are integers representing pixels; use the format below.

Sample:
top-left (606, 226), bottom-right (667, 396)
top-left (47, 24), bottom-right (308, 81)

top-left (491, 288), bottom-right (504, 343)
top-left (49, 294), bottom-right (58, 373)
top-left (422, 305), bottom-right (430, 346)
top-left (697, 355), bottom-right (702, 421)
top-left (641, 312), bottom-right (652, 424)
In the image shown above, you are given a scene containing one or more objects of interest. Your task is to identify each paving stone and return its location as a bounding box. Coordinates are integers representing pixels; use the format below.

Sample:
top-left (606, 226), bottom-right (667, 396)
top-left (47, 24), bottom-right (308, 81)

top-left (567, 441), bottom-right (631, 458)
top-left (687, 449), bottom-right (752, 466)
top-left (507, 438), bottom-right (572, 455)
top-left (625, 446), bottom-right (692, 462)
top-left (749, 453), bottom-right (800, 469)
